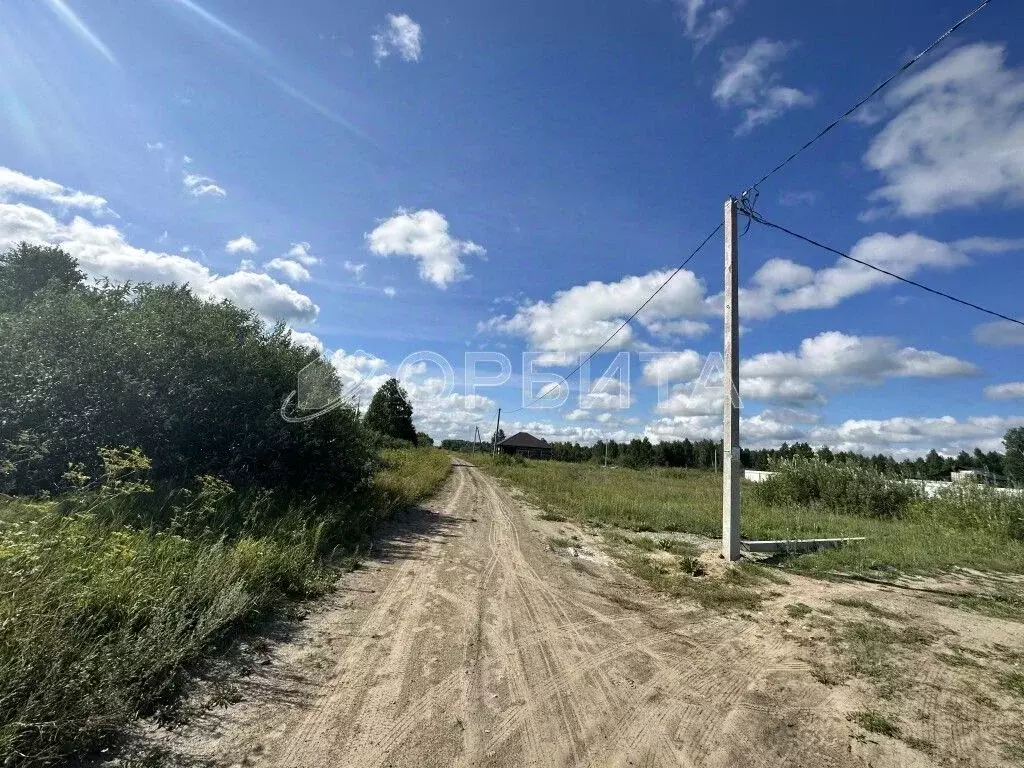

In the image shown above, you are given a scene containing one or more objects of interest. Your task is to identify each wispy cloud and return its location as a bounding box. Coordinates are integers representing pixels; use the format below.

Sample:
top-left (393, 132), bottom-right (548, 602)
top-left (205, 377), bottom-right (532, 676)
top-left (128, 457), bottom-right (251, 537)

top-left (269, 77), bottom-right (372, 143)
top-left (343, 260), bottom-right (367, 281)
top-left (713, 39), bottom-right (813, 134)
top-left (675, 0), bottom-right (738, 52)
top-left (864, 44), bottom-right (1024, 218)
top-left (183, 173), bottom-right (226, 197)
top-left (779, 190), bottom-right (818, 207)
top-left (164, 0), bottom-right (265, 56)
top-left (373, 14), bottom-right (422, 64)
top-left (162, 0), bottom-right (369, 142)
top-left (42, 0), bottom-right (116, 63)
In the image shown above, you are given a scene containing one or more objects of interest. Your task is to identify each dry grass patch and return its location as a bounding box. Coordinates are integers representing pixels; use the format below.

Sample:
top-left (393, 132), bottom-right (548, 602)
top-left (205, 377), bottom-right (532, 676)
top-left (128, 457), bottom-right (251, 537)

top-left (473, 457), bottom-right (1024, 575)
top-left (609, 541), bottom-right (766, 613)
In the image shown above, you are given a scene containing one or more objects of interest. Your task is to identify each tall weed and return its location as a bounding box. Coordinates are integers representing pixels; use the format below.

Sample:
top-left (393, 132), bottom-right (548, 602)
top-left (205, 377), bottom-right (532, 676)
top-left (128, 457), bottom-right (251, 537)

top-left (0, 448), bottom-right (450, 765)
top-left (753, 458), bottom-right (919, 519)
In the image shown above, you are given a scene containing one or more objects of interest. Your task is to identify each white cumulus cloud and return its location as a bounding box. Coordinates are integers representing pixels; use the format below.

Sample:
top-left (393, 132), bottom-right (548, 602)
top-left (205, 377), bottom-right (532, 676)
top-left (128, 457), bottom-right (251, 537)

top-left (985, 383), bottom-right (1024, 401)
top-left (226, 235), bottom-right (258, 254)
top-left (653, 332), bottom-right (977, 417)
top-left (484, 268), bottom-right (706, 365)
top-left (644, 410), bottom-right (1023, 456)
top-left (973, 320), bottom-right (1024, 347)
top-left (642, 351), bottom-right (703, 384)
top-left (0, 175), bottom-right (317, 324)
top-left (366, 209), bottom-right (484, 289)
top-left (265, 258), bottom-right (311, 282)
top-left (0, 166), bottom-right (110, 215)
top-left (864, 43), bottom-right (1024, 217)
top-left (287, 329), bottom-right (324, 353)
top-left (716, 233), bottom-right (969, 320)
top-left (287, 242), bottom-right (320, 266)
top-left (343, 260), bottom-right (366, 280)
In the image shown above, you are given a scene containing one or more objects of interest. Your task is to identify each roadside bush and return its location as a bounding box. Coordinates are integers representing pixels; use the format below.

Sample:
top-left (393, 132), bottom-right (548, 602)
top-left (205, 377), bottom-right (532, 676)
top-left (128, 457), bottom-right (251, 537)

top-left (0, 447), bottom-right (450, 765)
top-left (921, 484), bottom-right (1024, 541)
top-left (753, 458), bottom-right (919, 519)
top-left (0, 501), bottom-right (324, 764)
top-left (369, 432), bottom-right (416, 451)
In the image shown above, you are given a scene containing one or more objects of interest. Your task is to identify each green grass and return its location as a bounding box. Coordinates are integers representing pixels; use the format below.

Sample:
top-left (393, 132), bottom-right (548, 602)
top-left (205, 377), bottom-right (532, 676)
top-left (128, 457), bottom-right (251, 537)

top-left (941, 591), bottom-right (1024, 623)
top-left (0, 448), bottom-right (450, 765)
top-left (613, 548), bottom-right (764, 612)
top-left (787, 602), bottom-right (813, 619)
top-left (934, 650), bottom-right (981, 669)
top-left (902, 736), bottom-right (936, 754)
top-left (832, 597), bottom-right (904, 621)
top-left (472, 457), bottom-right (1024, 575)
top-left (1002, 734), bottom-right (1024, 763)
top-left (849, 709), bottom-right (901, 738)
top-left (829, 619), bottom-right (936, 698)
top-left (998, 671), bottom-right (1024, 698)
top-left (373, 448), bottom-right (453, 518)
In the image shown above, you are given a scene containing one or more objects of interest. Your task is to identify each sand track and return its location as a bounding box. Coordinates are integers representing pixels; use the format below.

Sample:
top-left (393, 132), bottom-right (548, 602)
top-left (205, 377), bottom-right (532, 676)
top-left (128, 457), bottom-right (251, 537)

top-left (134, 458), bottom-right (1021, 767)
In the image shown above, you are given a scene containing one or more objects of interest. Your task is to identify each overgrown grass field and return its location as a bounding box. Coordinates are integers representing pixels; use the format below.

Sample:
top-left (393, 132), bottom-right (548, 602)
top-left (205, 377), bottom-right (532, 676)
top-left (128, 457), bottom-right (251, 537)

top-left (0, 448), bottom-right (450, 765)
top-left (472, 456), bottom-right (1024, 575)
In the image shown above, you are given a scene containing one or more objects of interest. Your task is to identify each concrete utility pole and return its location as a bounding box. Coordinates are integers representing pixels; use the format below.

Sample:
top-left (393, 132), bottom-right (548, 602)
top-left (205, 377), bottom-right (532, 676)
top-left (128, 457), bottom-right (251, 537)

top-left (492, 408), bottom-right (502, 456)
top-left (722, 198), bottom-right (741, 561)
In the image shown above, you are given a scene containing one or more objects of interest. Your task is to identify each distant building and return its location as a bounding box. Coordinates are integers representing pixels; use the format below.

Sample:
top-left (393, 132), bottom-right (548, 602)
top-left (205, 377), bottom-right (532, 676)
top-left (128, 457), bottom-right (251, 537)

top-left (496, 431), bottom-right (552, 459)
top-left (951, 468), bottom-right (1003, 486)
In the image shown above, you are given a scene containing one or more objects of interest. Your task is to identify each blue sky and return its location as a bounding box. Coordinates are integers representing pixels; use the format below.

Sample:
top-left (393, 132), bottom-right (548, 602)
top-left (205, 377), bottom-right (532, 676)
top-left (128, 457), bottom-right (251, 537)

top-left (2, 0), bottom-right (1023, 455)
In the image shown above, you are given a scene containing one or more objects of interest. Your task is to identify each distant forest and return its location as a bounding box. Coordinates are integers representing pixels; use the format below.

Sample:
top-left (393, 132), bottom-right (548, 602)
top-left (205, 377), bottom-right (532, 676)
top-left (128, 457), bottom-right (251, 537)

top-left (441, 436), bottom-right (1016, 482)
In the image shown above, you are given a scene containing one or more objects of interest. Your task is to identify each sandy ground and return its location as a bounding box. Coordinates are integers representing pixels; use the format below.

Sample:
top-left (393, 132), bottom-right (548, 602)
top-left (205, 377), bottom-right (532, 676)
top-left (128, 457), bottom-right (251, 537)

top-left (124, 458), bottom-right (1024, 767)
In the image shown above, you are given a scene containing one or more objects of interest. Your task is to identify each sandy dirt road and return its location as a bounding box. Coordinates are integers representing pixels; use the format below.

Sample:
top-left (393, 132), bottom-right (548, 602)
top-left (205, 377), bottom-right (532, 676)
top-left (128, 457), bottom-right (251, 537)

top-left (138, 459), bottom-right (1021, 767)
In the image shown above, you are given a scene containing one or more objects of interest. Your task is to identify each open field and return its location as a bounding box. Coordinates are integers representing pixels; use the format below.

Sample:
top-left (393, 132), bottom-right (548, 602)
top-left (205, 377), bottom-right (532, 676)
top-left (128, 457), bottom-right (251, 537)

top-left (116, 458), bottom-right (1024, 768)
top-left (471, 456), bottom-right (1024, 576)
top-left (0, 448), bottom-right (450, 766)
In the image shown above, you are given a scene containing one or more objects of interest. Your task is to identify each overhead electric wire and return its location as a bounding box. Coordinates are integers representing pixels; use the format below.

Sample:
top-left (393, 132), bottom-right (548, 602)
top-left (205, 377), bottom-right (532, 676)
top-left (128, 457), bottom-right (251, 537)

top-left (496, 0), bottom-right (997, 420)
top-left (740, 0), bottom-right (992, 197)
top-left (504, 221), bottom-right (724, 415)
top-left (742, 208), bottom-right (1024, 329)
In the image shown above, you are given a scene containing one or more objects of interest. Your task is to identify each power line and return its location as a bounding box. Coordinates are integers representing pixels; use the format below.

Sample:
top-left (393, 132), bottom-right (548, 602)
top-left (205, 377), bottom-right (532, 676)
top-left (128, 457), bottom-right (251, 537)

top-left (742, 208), bottom-right (1024, 329)
top-left (741, 0), bottom-right (992, 197)
top-left (504, 221), bottom-right (724, 415)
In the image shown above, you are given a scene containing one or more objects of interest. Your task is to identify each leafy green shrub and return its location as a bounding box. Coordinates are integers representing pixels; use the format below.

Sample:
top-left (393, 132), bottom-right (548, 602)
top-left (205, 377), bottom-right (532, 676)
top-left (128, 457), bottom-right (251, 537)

top-left (921, 484), bottom-right (1024, 541)
top-left (0, 447), bottom-right (450, 764)
top-left (369, 432), bottom-right (416, 450)
top-left (0, 275), bottom-right (373, 496)
top-left (0, 503), bottom-right (324, 763)
top-left (753, 458), bottom-right (919, 519)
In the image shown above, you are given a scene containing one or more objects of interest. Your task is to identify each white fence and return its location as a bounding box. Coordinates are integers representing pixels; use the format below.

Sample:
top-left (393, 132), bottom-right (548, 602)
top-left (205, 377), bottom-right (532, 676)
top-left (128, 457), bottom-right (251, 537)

top-left (743, 469), bottom-right (1022, 498)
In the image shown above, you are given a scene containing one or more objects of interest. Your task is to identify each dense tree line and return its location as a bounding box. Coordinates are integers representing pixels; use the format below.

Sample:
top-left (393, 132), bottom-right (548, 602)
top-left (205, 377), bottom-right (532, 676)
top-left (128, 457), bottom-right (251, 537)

top-left (444, 432), bottom-right (1022, 485)
top-left (542, 437), bottom-right (1015, 481)
top-left (0, 243), bottom-right (380, 495)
